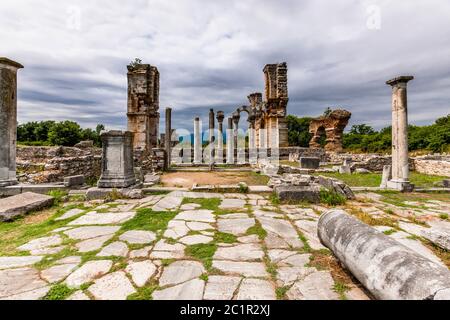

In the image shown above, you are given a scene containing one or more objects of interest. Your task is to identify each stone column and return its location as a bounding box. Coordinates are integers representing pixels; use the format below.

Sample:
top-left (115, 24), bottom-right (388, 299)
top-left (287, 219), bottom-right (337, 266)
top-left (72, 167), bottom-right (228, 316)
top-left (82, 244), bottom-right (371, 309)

top-left (209, 109), bottom-right (215, 164)
top-left (98, 131), bottom-right (136, 188)
top-left (193, 117), bottom-right (202, 164)
top-left (0, 58), bottom-right (23, 187)
top-left (386, 76), bottom-right (414, 191)
top-left (216, 111), bottom-right (225, 164)
top-left (165, 107), bottom-right (172, 169)
top-left (248, 121), bottom-right (257, 164)
top-left (233, 114), bottom-right (240, 164)
top-left (226, 117), bottom-right (234, 164)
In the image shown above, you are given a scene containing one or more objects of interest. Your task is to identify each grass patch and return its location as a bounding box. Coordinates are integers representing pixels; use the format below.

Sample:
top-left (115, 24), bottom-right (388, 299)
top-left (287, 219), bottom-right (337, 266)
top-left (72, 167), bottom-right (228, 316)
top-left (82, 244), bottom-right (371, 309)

top-left (43, 284), bottom-right (75, 300)
top-left (185, 243), bottom-right (218, 270)
top-left (319, 189), bottom-right (346, 206)
top-left (182, 198), bottom-right (222, 211)
top-left (214, 232), bottom-right (237, 244)
top-left (127, 281), bottom-right (159, 300)
top-left (383, 229), bottom-right (397, 236)
top-left (120, 208), bottom-right (177, 233)
top-left (47, 190), bottom-right (68, 205)
top-left (246, 221), bottom-right (267, 240)
top-left (439, 214), bottom-right (449, 220)
top-left (315, 172), bottom-right (448, 188)
top-left (349, 207), bottom-right (399, 228)
top-left (276, 286), bottom-right (290, 300)
top-left (269, 193), bottom-right (281, 205)
top-left (333, 282), bottom-right (350, 300)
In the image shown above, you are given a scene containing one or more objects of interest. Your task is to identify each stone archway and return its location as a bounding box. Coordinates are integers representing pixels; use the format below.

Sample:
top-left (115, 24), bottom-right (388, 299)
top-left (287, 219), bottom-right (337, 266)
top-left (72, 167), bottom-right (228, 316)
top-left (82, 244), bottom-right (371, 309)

top-left (309, 109), bottom-right (352, 152)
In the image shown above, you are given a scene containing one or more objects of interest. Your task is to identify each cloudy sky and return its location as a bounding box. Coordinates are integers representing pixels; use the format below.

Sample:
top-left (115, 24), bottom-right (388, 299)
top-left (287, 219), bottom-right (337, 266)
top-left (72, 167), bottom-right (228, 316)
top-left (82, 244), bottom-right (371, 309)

top-left (1, 0), bottom-right (449, 132)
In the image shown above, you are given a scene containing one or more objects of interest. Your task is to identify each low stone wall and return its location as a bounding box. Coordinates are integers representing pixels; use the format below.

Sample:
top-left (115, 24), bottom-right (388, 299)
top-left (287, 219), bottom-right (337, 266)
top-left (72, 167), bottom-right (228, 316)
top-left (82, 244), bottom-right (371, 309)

top-left (16, 146), bottom-right (102, 184)
top-left (413, 157), bottom-right (450, 177)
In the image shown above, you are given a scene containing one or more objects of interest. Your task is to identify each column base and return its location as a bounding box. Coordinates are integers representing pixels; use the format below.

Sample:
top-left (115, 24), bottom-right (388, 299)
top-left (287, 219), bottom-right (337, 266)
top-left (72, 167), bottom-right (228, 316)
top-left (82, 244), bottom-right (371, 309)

top-left (386, 180), bottom-right (415, 192)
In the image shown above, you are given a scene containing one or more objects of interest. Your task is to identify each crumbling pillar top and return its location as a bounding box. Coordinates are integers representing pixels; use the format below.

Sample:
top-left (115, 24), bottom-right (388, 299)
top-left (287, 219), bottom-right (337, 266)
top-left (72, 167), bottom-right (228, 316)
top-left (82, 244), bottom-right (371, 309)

top-left (386, 76), bottom-right (414, 86)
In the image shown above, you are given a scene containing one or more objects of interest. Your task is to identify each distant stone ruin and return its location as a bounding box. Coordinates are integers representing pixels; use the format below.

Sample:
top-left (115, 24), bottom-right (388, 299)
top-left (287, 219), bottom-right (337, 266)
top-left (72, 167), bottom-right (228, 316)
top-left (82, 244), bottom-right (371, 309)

top-left (309, 109), bottom-right (352, 152)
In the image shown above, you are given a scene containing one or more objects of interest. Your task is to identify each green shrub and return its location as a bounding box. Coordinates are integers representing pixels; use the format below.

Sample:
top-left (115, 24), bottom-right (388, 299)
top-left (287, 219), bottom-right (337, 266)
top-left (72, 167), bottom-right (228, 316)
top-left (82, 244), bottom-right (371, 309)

top-left (319, 189), bottom-right (346, 206)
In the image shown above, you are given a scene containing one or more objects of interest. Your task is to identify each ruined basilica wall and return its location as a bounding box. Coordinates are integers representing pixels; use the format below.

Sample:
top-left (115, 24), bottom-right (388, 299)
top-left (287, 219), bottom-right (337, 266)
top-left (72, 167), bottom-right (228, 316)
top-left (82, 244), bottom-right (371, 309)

top-left (16, 146), bottom-right (102, 184)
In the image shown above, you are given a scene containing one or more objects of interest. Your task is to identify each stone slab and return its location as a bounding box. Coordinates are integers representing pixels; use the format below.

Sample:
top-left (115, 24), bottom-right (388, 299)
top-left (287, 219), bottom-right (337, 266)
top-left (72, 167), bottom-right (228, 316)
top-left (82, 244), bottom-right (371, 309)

top-left (64, 226), bottom-right (120, 240)
top-left (212, 261), bottom-right (268, 277)
top-left (126, 261), bottom-right (157, 287)
top-left (56, 208), bottom-right (85, 221)
top-left (159, 260), bottom-right (205, 287)
top-left (65, 260), bottom-right (113, 289)
top-left (204, 276), bottom-right (241, 300)
top-left (218, 218), bottom-right (255, 236)
top-left (287, 271), bottom-right (339, 300)
top-left (41, 263), bottom-right (78, 283)
top-left (0, 267), bottom-right (48, 299)
top-left (97, 241), bottom-right (129, 257)
top-left (68, 211), bottom-right (135, 226)
top-left (0, 192), bottom-right (54, 221)
top-left (236, 279), bottom-right (276, 300)
top-left (219, 199), bottom-right (247, 210)
top-left (76, 234), bottom-right (115, 253)
top-left (119, 230), bottom-right (157, 244)
top-left (214, 244), bottom-right (264, 261)
top-left (88, 271), bottom-right (136, 300)
top-left (0, 256), bottom-right (43, 270)
top-left (153, 279), bottom-right (205, 300)
top-left (174, 210), bottom-right (215, 223)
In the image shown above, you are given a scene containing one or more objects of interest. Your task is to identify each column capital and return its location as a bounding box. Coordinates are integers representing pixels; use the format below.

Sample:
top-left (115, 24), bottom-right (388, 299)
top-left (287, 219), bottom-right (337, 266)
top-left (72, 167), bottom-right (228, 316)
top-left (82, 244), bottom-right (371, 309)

top-left (386, 76), bottom-right (414, 86)
top-left (0, 57), bottom-right (24, 70)
top-left (216, 111), bottom-right (225, 123)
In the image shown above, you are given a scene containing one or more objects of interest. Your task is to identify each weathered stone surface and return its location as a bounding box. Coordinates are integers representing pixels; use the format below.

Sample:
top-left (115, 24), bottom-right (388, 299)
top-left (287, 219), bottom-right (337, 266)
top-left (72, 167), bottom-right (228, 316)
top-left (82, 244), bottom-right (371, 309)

top-left (153, 279), bottom-right (205, 300)
top-left (217, 218), bottom-right (255, 236)
top-left (186, 221), bottom-right (212, 231)
top-left (151, 240), bottom-right (185, 259)
top-left (214, 244), bottom-right (264, 261)
top-left (287, 271), bottom-right (339, 300)
top-left (257, 216), bottom-right (303, 248)
top-left (64, 226), bottom-right (120, 240)
top-left (41, 263), bottom-right (78, 283)
top-left (76, 234), bottom-right (114, 253)
top-left (268, 249), bottom-right (296, 263)
top-left (264, 234), bottom-right (292, 249)
top-left (126, 261), bottom-right (157, 287)
top-left (204, 276), bottom-right (241, 300)
top-left (275, 185), bottom-right (321, 203)
top-left (180, 203), bottom-right (201, 211)
top-left (0, 256), bottom-right (43, 270)
top-left (63, 175), bottom-right (85, 187)
top-left (236, 279), bottom-right (276, 300)
top-left (0, 268), bottom-right (48, 299)
top-left (68, 211), bottom-right (135, 226)
top-left (299, 157), bottom-right (320, 169)
top-left (219, 199), bottom-right (247, 210)
top-left (152, 196), bottom-right (182, 211)
top-left (129, 246), bottom-right (152, 259)
top-left (294, 220), bottom-right (326, 250)
top-left (164, 220), bottom-right (190, 239)
top-left (179, 235), bottom-right (213, 245)
top-left (56, 208), bottom-right (85, 221)
top-left (346, 286), bottom-right (371, 300)
top-left (174, 210), bottom-right (215, 223)
top-left (159, 260), bottom-right (205, 287)
top-left (277, 266), bottom-right (316, 287)
top-left (67, 290), bottom-right (90, 300)
top-left (18, 235), bottom-right (63, 252)
top-left (97, 241), bottom-right (129, 257)
top-left (0, 192), bottom-right (54, 221)
top-left (88, 271), bottom-right (136, 300)
top-left (238, 235), bottom-right (260, 244)
top-left (212, 261), bottom-right (268, 277)
top-left (119, 230), bottom-right (156, 244)
top-left (31, 246), bottom-right (65, 257)
top-left (56, 256), bottom-right (81, 265)
top-left (65, 260), bottom-right (113, 288)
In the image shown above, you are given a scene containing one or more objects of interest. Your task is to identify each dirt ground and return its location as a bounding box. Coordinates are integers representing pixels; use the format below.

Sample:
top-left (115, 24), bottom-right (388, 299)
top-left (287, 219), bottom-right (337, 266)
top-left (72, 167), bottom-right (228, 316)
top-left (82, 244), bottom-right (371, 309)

top-left (161, 171), bottom-right (269, 188)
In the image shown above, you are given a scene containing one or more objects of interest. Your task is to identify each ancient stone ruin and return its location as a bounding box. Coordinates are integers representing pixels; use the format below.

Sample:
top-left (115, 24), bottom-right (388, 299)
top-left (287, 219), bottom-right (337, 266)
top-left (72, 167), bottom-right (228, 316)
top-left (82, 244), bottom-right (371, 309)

top-left (126, 63), bottom-right (160, 152)
top-left (0, 58), bottom-right (23, 187)
top-left (309, 109), bottom-right (352, 152)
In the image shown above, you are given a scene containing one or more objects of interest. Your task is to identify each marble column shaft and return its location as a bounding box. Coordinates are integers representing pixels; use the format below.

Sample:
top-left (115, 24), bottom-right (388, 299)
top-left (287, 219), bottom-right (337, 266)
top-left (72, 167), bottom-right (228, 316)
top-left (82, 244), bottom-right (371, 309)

top-left (216, 111), bottom-right (225, 164)
top-left (226, 117), bottom-right (234, 164)
top-left (165, 107), bottom-right (172, 167)
top-left (209, 109), bottom-right (215, 164)
top-left (194, 117), bottom-right (202, 164)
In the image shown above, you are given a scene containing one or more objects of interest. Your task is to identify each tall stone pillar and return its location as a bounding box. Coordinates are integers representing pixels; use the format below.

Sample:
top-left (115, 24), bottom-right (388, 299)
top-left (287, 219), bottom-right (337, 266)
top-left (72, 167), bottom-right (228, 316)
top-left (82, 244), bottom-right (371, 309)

top-left (216, 111), bottom-right (225, 164)
top-left (248, 121), bottom-right (257, 164)
top-left (98, 131), bottom-right (136, 188)
top-left (209, 109), bottom-right (215, 164)
top-left (386, 76), bottom-right (414, 191)
top-left (233, 114), bottom-right (240, 164)
top-left (165, 108), bottom-right (172, 169)
top-left (226, 117), bottom-right (234, 164)
top-left (0, 58), bottom-right (23, 187)
top-left (193, 117), bottom-right (202, 164)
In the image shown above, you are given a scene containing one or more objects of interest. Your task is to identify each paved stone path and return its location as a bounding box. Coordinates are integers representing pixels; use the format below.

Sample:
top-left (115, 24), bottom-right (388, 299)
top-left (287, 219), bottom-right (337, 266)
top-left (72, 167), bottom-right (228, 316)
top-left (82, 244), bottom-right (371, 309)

top-left (0, 191), bottom-right (448, 300)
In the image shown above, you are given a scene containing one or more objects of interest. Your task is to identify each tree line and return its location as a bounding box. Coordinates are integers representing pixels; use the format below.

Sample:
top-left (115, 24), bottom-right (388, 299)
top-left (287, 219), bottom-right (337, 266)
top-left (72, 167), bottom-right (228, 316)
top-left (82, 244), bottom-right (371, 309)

top-left (17, 120), bottom-right (105, 147)
top-left (287, 114), bottom-right (450, 153)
